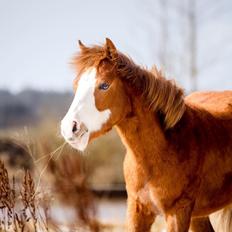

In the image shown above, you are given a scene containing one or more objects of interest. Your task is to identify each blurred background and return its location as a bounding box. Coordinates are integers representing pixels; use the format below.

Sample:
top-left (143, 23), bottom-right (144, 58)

top-left (0, 0), bottom-right (231, 231)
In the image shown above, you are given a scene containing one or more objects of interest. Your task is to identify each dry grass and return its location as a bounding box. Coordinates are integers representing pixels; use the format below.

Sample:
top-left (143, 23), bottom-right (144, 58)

top-left (0, 122), bottom-right (109, 231)
top-left (0, 121), bottom-right (162, 231)
top-left (49, 153), bottom-right (100, 232)
top-left (0, 157), bottom-right (103, 232)
top-left (0, 160), bottom-right (47, 231)
top-left (0, 123), bottom-right (98, 231)
top-left (0, 121), bottom-right (125, 188)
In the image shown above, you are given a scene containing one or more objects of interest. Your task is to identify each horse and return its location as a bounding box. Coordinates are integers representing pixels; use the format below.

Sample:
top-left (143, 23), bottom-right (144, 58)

top-left (61, 38), bottom-right (232, 232)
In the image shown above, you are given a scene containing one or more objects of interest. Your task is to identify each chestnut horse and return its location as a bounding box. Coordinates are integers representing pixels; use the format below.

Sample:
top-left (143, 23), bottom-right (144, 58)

top-left (61, 38), bottom-right (232, 232)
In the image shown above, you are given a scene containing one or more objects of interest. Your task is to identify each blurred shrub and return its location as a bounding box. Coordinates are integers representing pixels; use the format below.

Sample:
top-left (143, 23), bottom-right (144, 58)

top-left (0, 119), bottom-right (126, 188)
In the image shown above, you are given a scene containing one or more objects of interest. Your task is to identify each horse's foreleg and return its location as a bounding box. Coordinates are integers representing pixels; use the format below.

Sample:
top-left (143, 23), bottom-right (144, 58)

top-left (126, 196), bottom-right (156, 232)
top-left (166, 203), bottom-right (193, 232)
top-left (190, 217), bottom-right (215, 232)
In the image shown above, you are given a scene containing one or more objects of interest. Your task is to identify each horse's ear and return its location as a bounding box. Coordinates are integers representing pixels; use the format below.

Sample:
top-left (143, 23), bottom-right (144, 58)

top-left (78, 40), bottom-right (87, 51)
top-left (105, 38), bottom-right (118, 60)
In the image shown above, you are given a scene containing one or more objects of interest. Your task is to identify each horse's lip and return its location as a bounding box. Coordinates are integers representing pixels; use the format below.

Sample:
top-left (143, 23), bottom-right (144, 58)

top-left (70, 129), bottom-right (89, 142)
top-left (67, 131), bottom-right (89, 151)
top-left (73, 122), bottom-right (88, 136)
top-left (79, 131), bottom-right (86, 138)
top-left (69, 133), bottom-right (85, 143)
top-left (74, 127), bottom-right (88, 138)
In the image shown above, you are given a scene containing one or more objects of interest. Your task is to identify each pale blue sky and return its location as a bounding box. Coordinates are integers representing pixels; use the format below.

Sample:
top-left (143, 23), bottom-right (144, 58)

top-left (0, 0), bottom-right (231, 92)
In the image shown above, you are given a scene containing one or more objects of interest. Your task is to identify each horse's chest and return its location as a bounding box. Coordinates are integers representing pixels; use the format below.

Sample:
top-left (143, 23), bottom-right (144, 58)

top-left (135, 184), bottom-right (162, 215)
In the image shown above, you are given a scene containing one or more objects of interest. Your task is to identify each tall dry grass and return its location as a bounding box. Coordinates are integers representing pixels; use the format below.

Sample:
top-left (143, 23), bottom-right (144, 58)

top-left (0, 121), bottom-right (113, 231)
top-left (0, 155), bottom-right (102, 231)
top-left (49, 153), bottom-right (100, 232)
top-left (0, 160), bottom-right (50, 231)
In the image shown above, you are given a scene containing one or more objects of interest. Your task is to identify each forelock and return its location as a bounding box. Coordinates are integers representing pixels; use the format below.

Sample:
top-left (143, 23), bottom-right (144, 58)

top-left (71, 45), bottom-right (107, 76)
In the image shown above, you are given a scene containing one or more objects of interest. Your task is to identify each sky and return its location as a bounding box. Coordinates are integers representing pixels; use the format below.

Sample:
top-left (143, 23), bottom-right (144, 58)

top-left (0, 0), bottom-right (232, 93)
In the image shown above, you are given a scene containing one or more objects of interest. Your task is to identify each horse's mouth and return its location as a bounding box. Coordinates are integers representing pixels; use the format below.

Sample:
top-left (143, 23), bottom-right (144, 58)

top-left (68, 131), bottom-right (89, 152)
top-left (61, 119), bottom-right (90, 152)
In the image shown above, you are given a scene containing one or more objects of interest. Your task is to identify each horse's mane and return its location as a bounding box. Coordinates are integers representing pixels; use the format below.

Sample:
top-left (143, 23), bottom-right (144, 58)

top-left (72, 45), bottom-right (186, 129)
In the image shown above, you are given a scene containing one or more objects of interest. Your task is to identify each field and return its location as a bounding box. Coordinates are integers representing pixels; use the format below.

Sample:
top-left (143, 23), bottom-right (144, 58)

top-left (0, 121), bottom-right (229, 232)
top-left (0, 121), bottom-right (128, 231)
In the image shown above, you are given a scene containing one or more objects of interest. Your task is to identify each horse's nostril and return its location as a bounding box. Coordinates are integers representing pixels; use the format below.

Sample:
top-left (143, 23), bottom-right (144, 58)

top-left (72, 121), bottom-right (78, 133)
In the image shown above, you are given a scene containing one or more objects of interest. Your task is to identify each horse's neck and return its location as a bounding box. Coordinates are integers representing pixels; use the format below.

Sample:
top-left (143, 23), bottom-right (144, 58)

top-left (116, 99), bottom-right (166, 172)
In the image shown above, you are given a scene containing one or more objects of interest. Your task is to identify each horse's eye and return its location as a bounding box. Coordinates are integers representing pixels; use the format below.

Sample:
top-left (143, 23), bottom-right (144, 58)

top-left (99, 82), bottom-right (109, 90)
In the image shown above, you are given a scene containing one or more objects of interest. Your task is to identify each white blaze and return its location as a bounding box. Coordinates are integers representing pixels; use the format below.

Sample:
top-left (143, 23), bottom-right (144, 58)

top-left (61, 68), bottom-right (111, 151)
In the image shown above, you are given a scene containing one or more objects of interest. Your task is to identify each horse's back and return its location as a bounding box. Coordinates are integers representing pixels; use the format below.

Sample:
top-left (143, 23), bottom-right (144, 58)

top-left (185, 91), bottom-right (232, 118)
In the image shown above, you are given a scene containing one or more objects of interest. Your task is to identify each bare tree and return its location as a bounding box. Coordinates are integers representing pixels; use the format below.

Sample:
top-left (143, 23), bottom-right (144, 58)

top-left (158, 0), bottom-right (169, 69)
top-left (180, 0), bottom-right (232, 91)
top-left (138, 0), bottom-right (232, 91)
top-left (188, 0), bottom-right (198, 91)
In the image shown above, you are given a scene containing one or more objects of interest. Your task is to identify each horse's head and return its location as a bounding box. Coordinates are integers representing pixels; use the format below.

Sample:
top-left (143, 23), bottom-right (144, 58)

top-left (61, 38), bottom-right (131, 151)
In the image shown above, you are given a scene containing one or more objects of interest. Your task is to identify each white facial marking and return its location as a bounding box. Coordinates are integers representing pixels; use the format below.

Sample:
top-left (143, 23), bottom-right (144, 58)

top-left (61, 68), bottom-right (111, 151)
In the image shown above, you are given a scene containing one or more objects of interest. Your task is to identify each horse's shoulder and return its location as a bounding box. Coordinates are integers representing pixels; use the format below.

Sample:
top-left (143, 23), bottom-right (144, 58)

top-left (184, 91), bottom-right (232, 116)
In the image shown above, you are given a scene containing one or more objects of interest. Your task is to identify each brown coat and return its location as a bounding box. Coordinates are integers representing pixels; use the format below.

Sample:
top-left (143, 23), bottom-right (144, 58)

top-left (70, 38), bottom-right (232, 232)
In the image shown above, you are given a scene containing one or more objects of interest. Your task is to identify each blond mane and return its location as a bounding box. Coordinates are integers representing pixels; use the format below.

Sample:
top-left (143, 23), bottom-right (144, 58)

top-left (73, 44), bottom-right (186, 129)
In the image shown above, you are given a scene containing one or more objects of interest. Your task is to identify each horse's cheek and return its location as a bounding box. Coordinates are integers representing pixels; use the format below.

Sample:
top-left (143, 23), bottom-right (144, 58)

top-left (94, 90), bottom-right (108, 111)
